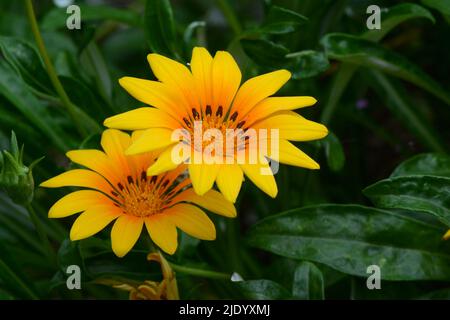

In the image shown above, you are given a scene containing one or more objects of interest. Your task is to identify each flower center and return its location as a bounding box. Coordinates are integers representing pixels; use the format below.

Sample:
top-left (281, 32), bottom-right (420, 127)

top-left (112, 173), bottom-right (170, 217)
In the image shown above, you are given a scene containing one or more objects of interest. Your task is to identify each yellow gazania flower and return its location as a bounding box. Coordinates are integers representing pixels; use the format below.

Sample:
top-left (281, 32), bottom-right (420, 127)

top-left (40, 129), bottom-right (236, 257)
top-left (104, 47), bottom-right (328, 203)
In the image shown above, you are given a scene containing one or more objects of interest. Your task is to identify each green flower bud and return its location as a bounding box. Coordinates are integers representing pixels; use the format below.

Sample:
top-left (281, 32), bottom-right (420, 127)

top-left (0, 132), bottom-right (43, 205)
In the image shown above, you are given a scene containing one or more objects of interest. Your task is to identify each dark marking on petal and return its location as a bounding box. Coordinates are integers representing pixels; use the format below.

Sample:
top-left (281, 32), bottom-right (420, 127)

top-left (205, 105), bottom-right (212, 116)
top-left (230, 111), bottom-right (238, 122)
top-left (192, 108), bottom-right (200, 119)
top-left (117, 183), bottom-right (124, 191)
top-left (183, 117), bottom-right (191, 128)
top-left (237, 120), bottom-right (246, 128)
top-left (216, 106), bottom-right (223, 117)
top-left (162, 179), bottom-right (170, 189)
top-left (150, 176), bottom-right (158, 184)
top-left (111, 190), bottom-right (119, 197)
top-left (127, 176), bottom-right (133, 184)
top-left (141, 171), bottom-right (147, 182)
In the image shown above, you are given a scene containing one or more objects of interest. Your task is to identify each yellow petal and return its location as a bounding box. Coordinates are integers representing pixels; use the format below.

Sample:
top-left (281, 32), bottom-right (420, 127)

top-left (70, 206), bottom-right (121, 241)
top-left (145, 215), bottom-right (178, 255)
top-left (125, 128), bottom-right (176, 155)
top-left (269, 139), bottom-right (320, 169)
top-left (211, 50), bottom-right (241, 113)
top-left (170, 188), bottom-right (236, 217)
top-left (188, 162), bottom-right (219, 195)
top-left (230, 70), bottom-right (291, 119)
top-left (118, 77), bottom-right (185, 118)
top-left (216, 164), bottom-right (244, 203)
top-left (104, 107), bottom-right (179, 130)
top-left (66, 149), bottom-right (119, 184)
top-left (165, 203), bottom-right (216, 240)
top-left (240, 162), bottom-right (278, 198)
top-left (246, 96), bottom-right (317, 126)
top-left (443, 230), bottom-right (450, 240)
top-left (111, 215), bottom-right (144, 258)
top-left (190, 47), bottom-right (213, 111)
top-left (40, 169), bottom-right (112, 194)
top-left (252, 111), bottom-right (328, 141)
top-left (101, 129), bottom-right (132, 176)
top-left (146, 144), bottom-right (187, 176)
top-left (48, 190), bottom-right (113, 218)
top-left (147, 53), bottom-right (198, 112)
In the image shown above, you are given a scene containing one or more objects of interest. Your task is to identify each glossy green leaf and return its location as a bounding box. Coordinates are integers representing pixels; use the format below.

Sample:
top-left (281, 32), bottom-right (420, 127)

top-left (364, 175), bottom-right (450, 227)
top-left (144, 0), bottom-right (179, 59)
top-left (286, 50), bottom-right (329, 79)
top-left (292, 262), bottom-right (324, 299)
top-left (0, 36), bottom-right (53, 94)
top-left (241, 39), bottom-right (289, 67)
top-left (41, 4), bottom-right (142, 30)
top-left (322, 131), bottom-right (345, 171)
top-left (321, 33), bottom-right (450, 105)
top-left (391, 153), bottom-right (450, 178)
top-left (235, 280), bottom-right (291, 299)
top-left (261, 5), bottom-right (308, 34)
top-left (368, 71), bottom-right (445, 152)
top-left (422, 0), bottom-right (450, 17)
top-left (247, 204), bottom-right (450, 280)
top-left (362, 3), bottom-right (434, 42)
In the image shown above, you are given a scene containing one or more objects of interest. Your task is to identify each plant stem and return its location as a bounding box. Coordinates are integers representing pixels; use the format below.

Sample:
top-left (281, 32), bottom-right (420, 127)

top-left (24, 0), bottom-right (87, 137)
top-left (169, 262), bottom-right (231, 280)
top-left (216, 0), bottom-right (242, 36)
top-left (26, 204), bottom-right (56, 266)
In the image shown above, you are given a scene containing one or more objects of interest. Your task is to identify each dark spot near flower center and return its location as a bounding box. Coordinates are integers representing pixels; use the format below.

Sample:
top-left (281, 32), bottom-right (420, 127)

top-left (237, 120), bottom-right (246, 128)
top-left (205, 105), bottom-right (212, 116)
top-left (141, 171), bottom-right (147, 182)
top-left (192, 108), bottom-right (200, 119)
top-left (183, 117), bottom-right (191, 128)
top-left (216, 106), bottom-right (223, 117)
top-left (111, 190), bottom-right (119, 197)
top-left (127, 176), bottom-right (133, 184)
top-left (161, 179), bottom-right (170, 189)
top-left (150, 176), bottom-right (158, 184)
top-left (113, 203), bottom-right (119, 207)
top-left (117, 183), bottom-right (124, 191)
top-left (230, 111), bottom-right (238, 122)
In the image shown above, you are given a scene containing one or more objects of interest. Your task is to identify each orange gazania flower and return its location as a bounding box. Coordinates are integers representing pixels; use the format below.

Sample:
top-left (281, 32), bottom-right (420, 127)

top-left (104, 47), bottom-right (328, 203)
top-left (40, 129), bottom-right (236, 257)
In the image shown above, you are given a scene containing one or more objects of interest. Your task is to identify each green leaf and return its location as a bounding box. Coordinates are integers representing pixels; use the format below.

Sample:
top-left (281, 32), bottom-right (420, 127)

top-left (321, 131), bottom-right (345, 171)
top-left (240, 39), bottom-right (289, 67)
top-left (0, 36), bottom-right (53, 94)
top-left (286, 50), bottom-right (329, 79)
top-left (364, 175), bottom-right (450, 227)
top-left (321, 33), bottom-right (450, 105)
top-left (421, 0), bottom-right (450, 18)
top-left (391, 153), bottom-right (450, 178)
top-left (261, 5), bottom-right (308, 34)
top-left (0, 60), bottom-right (71, 151)
top-left (235, 280), bottom-right (291, 299)
top-left (41, 4), bottom-right (142, 30)
top-left (247, 204), bottom-right (450, 280)
top-left (362, 3), bottom-right (435, 42)
top-left (292, 262), bottom-right (324, 299)
top-left (144, 0), bottom-right (179, 59)
top-left (368, 71), bottom-right (445, 152)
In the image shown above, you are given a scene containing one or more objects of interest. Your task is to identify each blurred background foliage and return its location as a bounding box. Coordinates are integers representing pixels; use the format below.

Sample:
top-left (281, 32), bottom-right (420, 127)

top-left (0, 0), bottom-right (449, 299)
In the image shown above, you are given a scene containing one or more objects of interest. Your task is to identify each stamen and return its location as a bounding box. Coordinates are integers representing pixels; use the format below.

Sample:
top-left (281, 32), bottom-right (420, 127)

top-left (141, 171), bottom-right (147, 182)
top-left (206, 105), bottom-right (212, 116)
top-left (230, 111), bottom-right (238, 122)
top-left (192, 108), bottom-right (200, 119)
top-left (127, 176), bottom-right (133, 184)
top-left (216, 106), bottom-right (223, 117)
top-left (150, 176), bottom-right (157, 184)
top-left (236, 120), bottom-right (246, 128)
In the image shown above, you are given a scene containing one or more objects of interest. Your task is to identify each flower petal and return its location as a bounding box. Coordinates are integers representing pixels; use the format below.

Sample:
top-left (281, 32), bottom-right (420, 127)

top-left (101, 129), bottom-right (133, 176)
top-left (165, 203), bottom-right (216, 240)
top-left (240, 162), bottom-right (278, 198)
top-left (246, 96), bottom-right (317, 126)
top-left (147, 53), bottom-right (198, 113)
top-left (188, 162), bottom-right (219, 195)
top-left (104, 107), bottom-right (180, 130)
top-left (145, 215), bottom-right (178, 255)
top-left (170, 188), bottom-right (236, 217)
top-left (211, 50), bottom-right (241, 114)
top-left (230, 70), bottom-right (291, 119)
top-left (70, 205), bottom-right (121, 241)
top-left (111, 215), bottom-right (144, 258)
top-left (269, 139), bottom-right (320, 169)
top-left (48, 190), bottom-right (113, 218)
top-left (126, 128), bottom-right (176, 155)
top-left (216, 164), bottom-right (244, 203)
top-left (40, 169), bottom-right (112, 194)
top-left (252, 111), bottom-right (328, 141)
top-left (146, 144), bottom-right (187, 176)
top-left (190, 47), bottom-right (213, 112)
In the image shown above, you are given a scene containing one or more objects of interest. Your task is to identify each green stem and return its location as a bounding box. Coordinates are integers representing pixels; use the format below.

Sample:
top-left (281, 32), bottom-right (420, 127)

top-left (169, 263), bottom-right (231, 280)
top-left (216, 0), bottom-right (242, 36)
top-left (25, 0), bottom-right (87, 137)
top-left (26, 204), bottom-right (56, 266)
